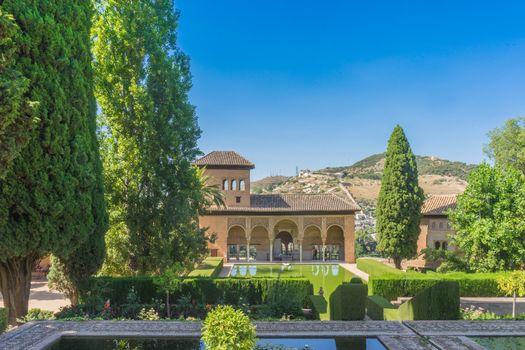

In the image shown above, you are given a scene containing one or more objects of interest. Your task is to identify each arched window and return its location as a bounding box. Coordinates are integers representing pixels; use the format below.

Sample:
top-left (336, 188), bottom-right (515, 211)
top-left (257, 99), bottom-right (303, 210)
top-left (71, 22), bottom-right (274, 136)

top-left (434, 241), bottom-right (441, 250)
top-left (231, 179), bottom-right (237, 191)
top-left (239, 179), bottom-right (245, 191)
top-left (431, 222), bottom-right (436, 230)
top-left (222, 179), bottom-right (229, 190)
top-left (442, 241), bottom-right (448, 250)
top-left (439, 222), bottom-right (444, 230)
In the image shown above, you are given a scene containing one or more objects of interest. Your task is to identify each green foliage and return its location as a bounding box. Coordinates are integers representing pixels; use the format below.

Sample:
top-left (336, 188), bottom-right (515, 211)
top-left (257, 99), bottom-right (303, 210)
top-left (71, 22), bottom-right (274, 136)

top-left (0, 9), bottom-right (37, 179)
top-left (397, 281), bottom-right (460, 320)
top-left (0, 0), bottom-right (107, 325)
top-left (0, 308), bottom-right (6, 333)
top-left (497, 271), bottom-right (525, 297)
top-left (81, 276), bottom-right (312, 315)
top-left (188, 257), bottom-right (224, 277)
top-left (449, 163), bottom-right (525, 272)
top-left (93, 0), bottom-right (206, 275)
top-left (47, 256), bottom-right (78, 304)
top-left (355, 228), bottom-right (377, 258)
top-left (356, 258), bottom-right (405, 277)
top-left (368, 272), bottom-right (509, 301)
top-left (485, 117), bottom-right (525, 174)
top-left (16, 308), bottom-right (55, 324)
top-left (329, 283), bottom-right (367, 320)
top-left (366, 295), bottom-right (398, 320)
top-left (201, 305), bottom-right (256, 350)
top-left (376, 126), bottom-right (425, 268)
top-left (137, 308), bottom-right (160, 321)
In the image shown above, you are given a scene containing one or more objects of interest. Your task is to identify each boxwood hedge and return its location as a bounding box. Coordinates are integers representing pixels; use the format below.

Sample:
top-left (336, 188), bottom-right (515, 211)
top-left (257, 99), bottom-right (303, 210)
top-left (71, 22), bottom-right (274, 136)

top-left (329, 281), bottom-right (367, 320)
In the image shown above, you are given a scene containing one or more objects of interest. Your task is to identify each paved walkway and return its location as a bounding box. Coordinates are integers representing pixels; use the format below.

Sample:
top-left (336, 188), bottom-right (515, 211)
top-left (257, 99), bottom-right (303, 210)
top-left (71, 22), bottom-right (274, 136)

top-left (340, 263), bottom-right (369, 281)
top-left (0, 278), bottom-right (69, 313)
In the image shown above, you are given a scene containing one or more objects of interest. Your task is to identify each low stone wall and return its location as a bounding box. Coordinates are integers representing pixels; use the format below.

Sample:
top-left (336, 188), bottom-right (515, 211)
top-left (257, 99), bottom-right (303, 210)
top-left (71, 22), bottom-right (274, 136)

top-left (1, 320), bottom-right (525, 350)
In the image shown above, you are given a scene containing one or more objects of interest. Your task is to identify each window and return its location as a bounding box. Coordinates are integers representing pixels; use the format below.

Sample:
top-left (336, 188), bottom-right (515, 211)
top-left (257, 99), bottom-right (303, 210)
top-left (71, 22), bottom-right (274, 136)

top-left (231, 179), bottom-right (237, 191)
top-left (434, 241), bottom-right (441, 249)
top-left (439, 222), bottom-right (444, 230)
top-left (431, 222), bottom-right (436, 230)
top-left (442, 241), bottom-right (448, 250)
top-left (236, 196), bottom-right (241, 203)
top-left (239, 179), bottom-right (246, 191)
top-left (222, 179), bottom-right (229, 190)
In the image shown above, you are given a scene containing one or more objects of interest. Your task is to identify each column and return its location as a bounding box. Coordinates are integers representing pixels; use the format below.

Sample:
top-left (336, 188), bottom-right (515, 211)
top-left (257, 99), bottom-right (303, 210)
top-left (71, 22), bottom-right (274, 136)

top-left (247, 239), bottom-right (250, 262)
top-left (269, 240), bottom-right (274, 262)
top-left (299, 240), bottom-right (303, 262)
top-left (322, 239), bottom-right (326, 262)
top-left (321, 217), bottom-right (327, 262)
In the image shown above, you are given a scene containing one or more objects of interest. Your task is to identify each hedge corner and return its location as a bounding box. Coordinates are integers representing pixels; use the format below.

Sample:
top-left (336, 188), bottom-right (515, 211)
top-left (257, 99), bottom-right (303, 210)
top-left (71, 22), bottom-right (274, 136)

top-left (330, 282), bottom-right (367, 320)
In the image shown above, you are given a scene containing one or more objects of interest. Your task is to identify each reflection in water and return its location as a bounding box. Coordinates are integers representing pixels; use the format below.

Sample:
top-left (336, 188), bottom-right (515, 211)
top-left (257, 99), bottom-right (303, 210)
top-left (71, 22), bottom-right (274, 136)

top-left (331, 265), bottom-right (339, 276)
top-left (239, 265), bottom-right (247, 276)
top-left (249, 265), bottom-right (257, 276)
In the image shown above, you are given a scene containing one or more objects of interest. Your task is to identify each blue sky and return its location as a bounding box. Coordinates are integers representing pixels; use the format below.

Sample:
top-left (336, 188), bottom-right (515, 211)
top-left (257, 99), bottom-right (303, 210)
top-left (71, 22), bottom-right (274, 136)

top-left (177, 1), bottom-right (525, 179)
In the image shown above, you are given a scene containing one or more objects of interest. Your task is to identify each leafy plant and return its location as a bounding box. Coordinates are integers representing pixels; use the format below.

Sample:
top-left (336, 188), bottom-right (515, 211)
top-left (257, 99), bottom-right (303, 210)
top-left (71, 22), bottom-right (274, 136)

top-left (497, 271), bottom-right (525, 319)
top-left (16, 308), bottom-right (55, 324)
top-left (201, 305), bottom-right (256, 350)
top-left (154, 264), bottom-right (183, 318)
top-left (137, 308), bottom-right (160, 321)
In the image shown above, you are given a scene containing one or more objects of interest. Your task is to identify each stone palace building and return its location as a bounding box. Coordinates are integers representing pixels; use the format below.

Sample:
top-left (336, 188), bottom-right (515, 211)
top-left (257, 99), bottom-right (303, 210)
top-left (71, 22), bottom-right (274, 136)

top-left (196, 151), bottom-right (361, 263)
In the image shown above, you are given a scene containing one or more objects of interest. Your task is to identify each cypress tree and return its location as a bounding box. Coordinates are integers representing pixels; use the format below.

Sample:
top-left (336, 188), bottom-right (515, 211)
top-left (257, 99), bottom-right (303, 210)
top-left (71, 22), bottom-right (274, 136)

top-left (93, 0), bottom-right (206, 275)
top-left (376, 125), bottom-right (424, 269)
top-left (0, 9), bottom-right (36, 179)
top-left (0, 1), bottom-right (107, 324)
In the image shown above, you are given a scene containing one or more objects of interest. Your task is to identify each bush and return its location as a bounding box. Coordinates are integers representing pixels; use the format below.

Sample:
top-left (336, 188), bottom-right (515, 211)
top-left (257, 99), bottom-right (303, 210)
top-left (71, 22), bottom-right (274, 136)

top-left (369, 272), bottom-right (507, 300)
top-left (398, 281), bottom-right (460, 320)
top-left (201, 305), bottom-right (256, 350)
top-left (81, 276), bottom-right (313, 317)
top-left (330, 283), bottom-right (367, 320)
top-left (0, 308), bottom-right (7, 334)
top-left (17, 308), bottom-right (55, 324)
top-left (188, 257), bottom-right (224, 277)
top-left (356, 258), bottom-right (405, 277)
top-left (366, 295), bottom-right (398, 320)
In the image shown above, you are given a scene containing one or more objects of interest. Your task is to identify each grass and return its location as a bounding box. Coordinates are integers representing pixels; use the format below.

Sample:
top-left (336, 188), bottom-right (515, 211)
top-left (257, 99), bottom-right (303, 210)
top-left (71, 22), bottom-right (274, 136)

top-left (356, 258), bottom-right (406, 277)
top-left (230, 264), bottom-right (354, 320)
top-left (187, 257), bottom-right (224, 277)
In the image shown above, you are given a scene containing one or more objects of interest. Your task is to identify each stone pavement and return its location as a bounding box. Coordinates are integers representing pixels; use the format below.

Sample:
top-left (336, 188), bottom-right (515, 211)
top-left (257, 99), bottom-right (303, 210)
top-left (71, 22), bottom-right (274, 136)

top-left (0, 278), bottom-right (69, 313)
top-left (2, 320), bottom-right (525, 350)
top-left (341, 263), bottom-right (369, 281)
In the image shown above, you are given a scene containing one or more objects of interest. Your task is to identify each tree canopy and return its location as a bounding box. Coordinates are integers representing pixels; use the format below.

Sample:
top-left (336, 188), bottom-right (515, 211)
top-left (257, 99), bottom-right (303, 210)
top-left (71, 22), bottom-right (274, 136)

top-left (450, 163), bottom-right (525, 272)
top-left (93, 0), bottom-right (208, 275)
top-left (485, 117), bottom-right (525, 174)
top-left (376, 125), bottom-right (424, 268)
top-left (0, 1), bottom-right (106, 324)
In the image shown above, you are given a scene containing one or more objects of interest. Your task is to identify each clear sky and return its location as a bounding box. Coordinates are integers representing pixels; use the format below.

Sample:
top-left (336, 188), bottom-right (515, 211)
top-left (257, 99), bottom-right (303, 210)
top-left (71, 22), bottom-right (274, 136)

top-left (177, 1), bottom-right (525, 180)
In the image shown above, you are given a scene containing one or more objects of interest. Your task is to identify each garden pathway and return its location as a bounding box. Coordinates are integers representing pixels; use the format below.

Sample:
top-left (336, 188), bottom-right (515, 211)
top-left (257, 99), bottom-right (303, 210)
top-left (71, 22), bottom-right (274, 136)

top-left (341, 263), bottom-right (369, 281)
top-left (0, 277), bottom-right (69, 313)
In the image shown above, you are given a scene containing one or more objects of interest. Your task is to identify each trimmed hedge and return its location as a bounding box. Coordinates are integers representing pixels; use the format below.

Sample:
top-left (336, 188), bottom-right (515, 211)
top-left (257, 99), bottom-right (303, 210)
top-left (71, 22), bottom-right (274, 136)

top-left (366, 295), bottom-right (398, 320)
top-left (329, 282), bottom-right (367, 320)
top-left (367, 281), bottom-right (460, 320)
top-left (187, 257), bottom-right (224, 277)
top-left (398, 281), bottom-right (460, 320)
top-left (0, 308), bottom-right (7, 334)
top-left (369, 272), bottom-right (507, 300)
top-left (356, 258), bottom-right (405, 277)
top-left (82, 277), bottom-right (313, 307)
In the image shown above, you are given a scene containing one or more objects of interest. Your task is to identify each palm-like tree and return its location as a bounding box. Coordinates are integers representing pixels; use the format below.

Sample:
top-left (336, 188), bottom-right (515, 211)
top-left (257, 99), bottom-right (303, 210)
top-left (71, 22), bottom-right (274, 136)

top-left (196, 166), bottom-right (225, 213)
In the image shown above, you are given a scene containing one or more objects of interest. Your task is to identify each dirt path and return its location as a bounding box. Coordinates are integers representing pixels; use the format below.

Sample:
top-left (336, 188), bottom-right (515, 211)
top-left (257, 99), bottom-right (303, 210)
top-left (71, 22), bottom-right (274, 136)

top-left (0, 277), bottom-right (70, 313)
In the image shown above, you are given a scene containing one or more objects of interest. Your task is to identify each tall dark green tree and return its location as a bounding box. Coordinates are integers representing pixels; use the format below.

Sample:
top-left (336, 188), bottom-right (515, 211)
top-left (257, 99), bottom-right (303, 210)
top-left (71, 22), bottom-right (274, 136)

top-left (93, 0), bottom-right (207, 275)
top-left (0, 1), bottom-right (107, 324)
top-left (376, 126), bottom-right (424, 269)
top-left (0, 9), bottom-right (37, 179)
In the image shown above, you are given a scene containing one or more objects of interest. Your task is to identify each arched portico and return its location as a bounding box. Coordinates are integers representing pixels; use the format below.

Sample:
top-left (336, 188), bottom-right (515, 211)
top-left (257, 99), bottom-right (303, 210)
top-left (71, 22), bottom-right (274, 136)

top-left (303, 225), bottom-right (323, 261)
top-left (227, 225), bottom-right (247, 261)
top-left (326, 225), bottom-right (345, 261)
top-left (250, 226), bottom-right (270, 261)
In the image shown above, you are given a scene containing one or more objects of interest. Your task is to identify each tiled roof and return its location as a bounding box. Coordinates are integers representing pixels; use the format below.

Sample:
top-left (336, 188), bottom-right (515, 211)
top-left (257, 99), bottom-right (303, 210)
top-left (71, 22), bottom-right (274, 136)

top-left (207, 193), bottom-right (360, 214)
top-left (421, 194), bottom-right (457, 216)
top-left (194, 151), bottom-right (254, 168)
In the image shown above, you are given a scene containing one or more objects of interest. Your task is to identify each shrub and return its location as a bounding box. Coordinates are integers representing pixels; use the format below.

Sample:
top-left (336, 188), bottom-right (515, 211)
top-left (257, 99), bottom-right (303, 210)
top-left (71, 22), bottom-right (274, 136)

top-left (356, 258), bottom-right (405, 277)
top-left (16, 308), bottom-right (55, 324)
top-left (398, 281), bottom-right (460, 320)
top-left (201, 305), bottom-right (256, 350)
top-left (329, 283), bottom-right (367, 320)
top-left (0, 308), bottom-right (7, 334)
top-left (188, 257), bottom-right (223, 277)
top-left (366, 295), bottom-right (398, 320)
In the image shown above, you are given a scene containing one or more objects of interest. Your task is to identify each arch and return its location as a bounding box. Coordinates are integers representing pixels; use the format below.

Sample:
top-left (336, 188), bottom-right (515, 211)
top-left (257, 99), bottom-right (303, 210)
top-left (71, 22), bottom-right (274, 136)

top-left (231, 179), bottom-right (237, 191)
top-left (276, 231), bottom-right (294, 257)
top-left (239, 179), bottom-right (246, 191)
top-left (303, 225), bottom-right (322, 260)
top-left (227, 225), bottom-right (247, 261)
top-left (222, 179), bottom-right (229, 190)
top-left (251, 226), bottom-right (270, 261)
top-left (326, 225), bottom-right (345, 261)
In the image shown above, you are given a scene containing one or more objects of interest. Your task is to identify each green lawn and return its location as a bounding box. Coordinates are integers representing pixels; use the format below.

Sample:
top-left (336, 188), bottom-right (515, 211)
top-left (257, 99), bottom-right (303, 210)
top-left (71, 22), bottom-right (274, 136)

top-left (187, 257), bottom-right (223, 277)
top-left (230, 264), bottom-right (353, 320)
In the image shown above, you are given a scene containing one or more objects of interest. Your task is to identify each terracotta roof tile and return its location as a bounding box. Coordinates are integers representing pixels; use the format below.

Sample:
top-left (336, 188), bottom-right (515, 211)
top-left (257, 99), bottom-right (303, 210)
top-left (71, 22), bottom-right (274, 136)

top-left (421, 194), bottom-right (457, 216)
top-left (194, 151), bottom-right (254, 168)
top-left (207, 193), bottom-right (360, 214)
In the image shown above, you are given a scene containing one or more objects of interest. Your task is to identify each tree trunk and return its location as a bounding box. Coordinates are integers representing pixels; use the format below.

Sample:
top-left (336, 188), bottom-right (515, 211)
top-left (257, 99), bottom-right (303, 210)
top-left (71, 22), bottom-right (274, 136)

top-left (166, 292), bottom-right (171, 319)
top-left (0, 254), bottom-right (37, 325)
top-left (393, 257), bottom-right (402, 269)
top-left (513, 291), bottom-right (517, 320)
